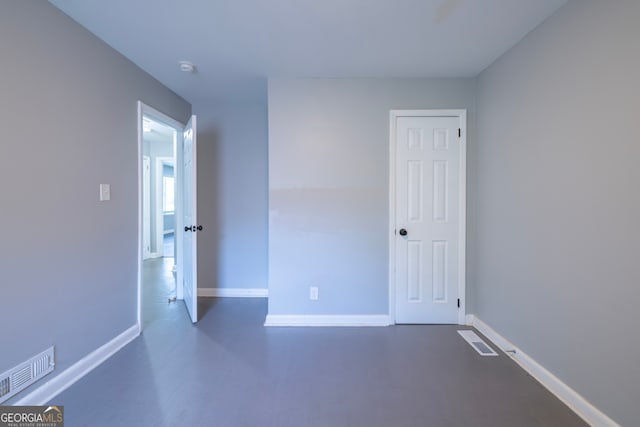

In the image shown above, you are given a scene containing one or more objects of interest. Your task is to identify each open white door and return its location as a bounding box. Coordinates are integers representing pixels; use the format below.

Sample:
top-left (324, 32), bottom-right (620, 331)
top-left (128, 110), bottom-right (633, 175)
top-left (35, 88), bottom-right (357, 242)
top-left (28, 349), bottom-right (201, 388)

top-left (182, 115), bottom-right (198, 323)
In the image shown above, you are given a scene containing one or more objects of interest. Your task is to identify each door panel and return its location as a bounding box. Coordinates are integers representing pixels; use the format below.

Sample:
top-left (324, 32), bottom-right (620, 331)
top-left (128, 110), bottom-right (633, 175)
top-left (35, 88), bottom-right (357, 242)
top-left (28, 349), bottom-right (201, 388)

top-left (395, 116), bottom-right (460, 324)
top-left (182, 115), bottom-right (198, 323)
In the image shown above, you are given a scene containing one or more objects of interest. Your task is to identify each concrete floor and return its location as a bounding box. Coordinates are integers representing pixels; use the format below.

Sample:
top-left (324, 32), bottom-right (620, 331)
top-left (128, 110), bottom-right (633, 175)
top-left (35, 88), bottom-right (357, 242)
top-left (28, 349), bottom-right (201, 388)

top-left (52, 258), bottom-right (587, 426)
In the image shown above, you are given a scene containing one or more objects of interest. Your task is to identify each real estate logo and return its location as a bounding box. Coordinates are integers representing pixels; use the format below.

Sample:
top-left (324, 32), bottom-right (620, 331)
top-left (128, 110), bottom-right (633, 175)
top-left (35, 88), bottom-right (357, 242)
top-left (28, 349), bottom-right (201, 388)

top-left (0, 406), bottom-right (64, 427)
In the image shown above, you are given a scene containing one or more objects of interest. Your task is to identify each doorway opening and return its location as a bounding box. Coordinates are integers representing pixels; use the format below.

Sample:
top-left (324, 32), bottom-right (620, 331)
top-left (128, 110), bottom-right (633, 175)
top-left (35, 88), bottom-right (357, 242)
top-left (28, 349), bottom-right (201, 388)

top-left (141, 115), bottom-right (177, 326)
top-left (142, 119), bottom-right (176, 262)
top-left (137, 102), bottom-right (198, 329)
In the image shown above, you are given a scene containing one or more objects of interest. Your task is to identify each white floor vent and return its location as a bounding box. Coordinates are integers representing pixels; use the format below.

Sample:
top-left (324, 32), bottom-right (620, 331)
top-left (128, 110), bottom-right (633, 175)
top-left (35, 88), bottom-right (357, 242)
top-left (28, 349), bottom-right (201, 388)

top-left (458, 330), bottom-right (499, 356)
top-left (0, 347), bottom-right (55, 403)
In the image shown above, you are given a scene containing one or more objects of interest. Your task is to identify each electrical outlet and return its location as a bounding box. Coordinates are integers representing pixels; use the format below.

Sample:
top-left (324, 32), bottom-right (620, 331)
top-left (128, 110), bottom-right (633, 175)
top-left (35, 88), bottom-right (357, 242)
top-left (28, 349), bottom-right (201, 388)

top-left (309, 286), bottom-right (319, 301)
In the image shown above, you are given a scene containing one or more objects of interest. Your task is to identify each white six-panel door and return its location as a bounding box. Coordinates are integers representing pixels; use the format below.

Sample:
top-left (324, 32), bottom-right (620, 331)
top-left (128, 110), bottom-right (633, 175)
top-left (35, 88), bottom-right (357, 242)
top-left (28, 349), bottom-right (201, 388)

top-left (392, 112), bottom-right (465, 324)
top-left (182, 115), bottom-right (198, 323)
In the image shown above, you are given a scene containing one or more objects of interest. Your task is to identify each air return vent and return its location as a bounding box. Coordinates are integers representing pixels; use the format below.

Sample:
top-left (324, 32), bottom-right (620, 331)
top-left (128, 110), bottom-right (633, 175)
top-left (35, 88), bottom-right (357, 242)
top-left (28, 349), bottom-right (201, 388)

top-left (458, 330), bottom-right (498, 356)
top-left (0, 347), bottom-right (55, 403)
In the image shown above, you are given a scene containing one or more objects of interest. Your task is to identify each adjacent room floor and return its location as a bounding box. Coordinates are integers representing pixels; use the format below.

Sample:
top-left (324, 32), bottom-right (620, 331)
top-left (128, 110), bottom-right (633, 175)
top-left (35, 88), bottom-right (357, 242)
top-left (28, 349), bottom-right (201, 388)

top-left (52, 260), bottom-right (587, 426)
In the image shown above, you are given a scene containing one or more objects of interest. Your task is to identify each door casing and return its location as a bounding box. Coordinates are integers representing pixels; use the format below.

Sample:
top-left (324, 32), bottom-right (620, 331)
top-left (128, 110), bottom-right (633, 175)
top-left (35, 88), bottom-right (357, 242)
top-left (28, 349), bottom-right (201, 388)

top-left (388, 109), bottom-right (467, 325)
top-left (142, 156), bottom-right (152, 260)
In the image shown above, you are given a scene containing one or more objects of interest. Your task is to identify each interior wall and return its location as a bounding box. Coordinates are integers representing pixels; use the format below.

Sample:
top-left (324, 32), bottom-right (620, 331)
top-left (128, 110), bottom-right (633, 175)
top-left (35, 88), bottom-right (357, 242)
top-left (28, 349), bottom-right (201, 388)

top-left (162, 164), bottom-right (175, 234)
top-left (267, 78), bottom-right (476, 316)
top-left (195, 99), bottom-right (269, 290)
top-left (0, 1), bottom-right (190, 402)
top-left (148, 138), bottom-right (173, 253)
top-left (474, 0), bottom-right (639, 425)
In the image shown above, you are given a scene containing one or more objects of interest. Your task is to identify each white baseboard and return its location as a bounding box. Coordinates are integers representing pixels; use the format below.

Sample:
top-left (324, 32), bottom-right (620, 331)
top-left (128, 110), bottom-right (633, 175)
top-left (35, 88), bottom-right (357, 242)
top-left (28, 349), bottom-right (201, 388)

top-left (467, 315), bottom-right (619, 427)
top-left (264, 314), bottom-right (391, 327)
top-left (14, 325), bottom-right (140, 406)
top-left (198, 288), bottom-right (268, 298)
top-left (465, 314), bottom-right (475, 326)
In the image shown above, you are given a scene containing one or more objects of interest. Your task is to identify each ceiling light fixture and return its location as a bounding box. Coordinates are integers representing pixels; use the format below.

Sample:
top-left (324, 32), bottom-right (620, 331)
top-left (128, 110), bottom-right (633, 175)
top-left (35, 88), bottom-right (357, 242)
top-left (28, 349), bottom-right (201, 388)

top-left (178, 61), bottom-right (196, 73)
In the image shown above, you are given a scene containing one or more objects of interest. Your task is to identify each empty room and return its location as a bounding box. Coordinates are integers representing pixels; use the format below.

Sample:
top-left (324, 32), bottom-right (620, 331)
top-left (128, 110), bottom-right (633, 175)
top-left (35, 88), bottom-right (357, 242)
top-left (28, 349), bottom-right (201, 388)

top-left (1, 1), bottom-right (638, 426)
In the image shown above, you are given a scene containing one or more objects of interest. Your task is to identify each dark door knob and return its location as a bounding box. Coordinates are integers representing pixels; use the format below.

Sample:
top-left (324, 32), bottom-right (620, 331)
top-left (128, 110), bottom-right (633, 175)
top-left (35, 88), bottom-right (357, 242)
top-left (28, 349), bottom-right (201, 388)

top-left (197, 225), bottom-right (203, 231)
top-left (184, 226), bottom-right (193, 232)
top-left (399, 228), bottom-right (408, 236)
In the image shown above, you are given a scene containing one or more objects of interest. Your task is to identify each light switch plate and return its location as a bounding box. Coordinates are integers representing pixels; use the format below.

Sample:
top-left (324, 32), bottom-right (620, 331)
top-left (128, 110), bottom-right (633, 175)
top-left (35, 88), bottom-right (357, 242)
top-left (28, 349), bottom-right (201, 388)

top-left (99, 184), bottom-right (111, 201)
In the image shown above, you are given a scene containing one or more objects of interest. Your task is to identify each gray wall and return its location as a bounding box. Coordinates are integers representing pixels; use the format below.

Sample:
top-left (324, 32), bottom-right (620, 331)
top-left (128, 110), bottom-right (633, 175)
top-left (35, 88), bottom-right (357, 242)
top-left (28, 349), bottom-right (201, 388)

top-left (474, 0), bottom-right (639, 425)
top-left (195, 99), bottom-right (269, 290)
top-left (268, 78), bottom-right (476, 315)
top-left (0, 1), bottom-right (190, 402)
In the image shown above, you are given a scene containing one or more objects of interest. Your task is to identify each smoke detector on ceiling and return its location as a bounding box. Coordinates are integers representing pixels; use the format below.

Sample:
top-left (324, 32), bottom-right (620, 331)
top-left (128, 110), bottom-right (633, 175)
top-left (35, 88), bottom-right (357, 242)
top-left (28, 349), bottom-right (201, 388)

top-left (178, 61), bottom-right (196, 73)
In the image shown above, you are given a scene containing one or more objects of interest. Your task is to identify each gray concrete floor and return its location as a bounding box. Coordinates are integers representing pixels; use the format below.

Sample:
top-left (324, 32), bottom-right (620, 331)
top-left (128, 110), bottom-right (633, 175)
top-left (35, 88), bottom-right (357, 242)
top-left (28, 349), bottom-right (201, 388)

top-left (52, 258), bottom-right (587, 426)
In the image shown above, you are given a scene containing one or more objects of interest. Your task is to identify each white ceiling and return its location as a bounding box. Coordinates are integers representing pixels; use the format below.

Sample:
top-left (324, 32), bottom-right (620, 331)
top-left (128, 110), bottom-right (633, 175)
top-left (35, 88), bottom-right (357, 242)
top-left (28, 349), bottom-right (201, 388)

top-left (143, 116), bottom-right (176, 144)
top-left (49, 0), bottom-right (567, 105)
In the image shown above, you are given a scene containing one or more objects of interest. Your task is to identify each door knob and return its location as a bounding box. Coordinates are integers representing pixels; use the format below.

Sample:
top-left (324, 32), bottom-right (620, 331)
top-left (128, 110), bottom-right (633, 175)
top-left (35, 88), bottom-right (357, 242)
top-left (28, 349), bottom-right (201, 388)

top-left (184, 226), bottom-right (193, 232)
top-left (399, 228), bottom-right (408, 236)
top-left (197, 225), bottom-right (203, 231)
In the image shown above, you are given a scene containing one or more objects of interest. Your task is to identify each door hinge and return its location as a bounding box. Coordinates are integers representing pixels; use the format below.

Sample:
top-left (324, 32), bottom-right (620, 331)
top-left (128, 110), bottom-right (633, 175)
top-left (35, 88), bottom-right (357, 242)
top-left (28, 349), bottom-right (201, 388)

top-left (458, 128), bottom-right (461, 138)
top-left (457, 298), bottom-right (460, 308)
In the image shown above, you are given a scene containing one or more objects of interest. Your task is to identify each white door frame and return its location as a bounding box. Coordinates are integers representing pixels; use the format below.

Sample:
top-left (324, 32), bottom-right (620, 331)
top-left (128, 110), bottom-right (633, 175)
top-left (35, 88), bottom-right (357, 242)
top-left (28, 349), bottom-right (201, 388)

top-left (388, 109), bottom-right (467, 325)
top-left (142, 156), bottom-right (152, 260)
top-left (137, 101), bottom-right (185, 331)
